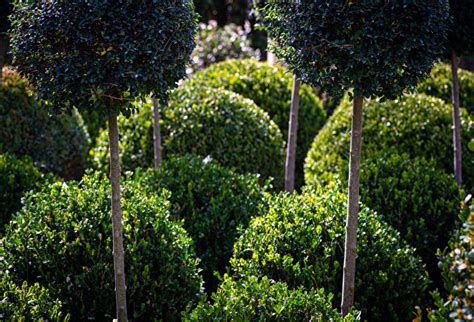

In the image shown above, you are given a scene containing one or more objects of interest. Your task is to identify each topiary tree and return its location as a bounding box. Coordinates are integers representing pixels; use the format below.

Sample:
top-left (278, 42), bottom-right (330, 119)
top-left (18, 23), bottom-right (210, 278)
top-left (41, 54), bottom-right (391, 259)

top-left (229, 186), bottom-right (431, 321)
top-left (263, 1), bottom-right (449, 314)
top-left (187, 59), bottom-right (327, 189)
top-left (1, 173), bottom-right (204, 320)
top-left (10, 2), bottom-right (197, 320)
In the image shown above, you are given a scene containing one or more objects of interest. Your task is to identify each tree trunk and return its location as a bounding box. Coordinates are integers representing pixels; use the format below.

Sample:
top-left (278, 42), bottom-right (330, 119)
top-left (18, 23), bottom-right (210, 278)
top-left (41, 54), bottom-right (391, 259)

top-left (284, 76), bottom-right (300, 193)
top-left (108, 114), bottom-right (128, 322)
top-left (341, 97), bottom-right (364, 316)
top-left (0, 35), bottom-right (9, 82)
top-left (451, 51), bottom-right (462, 187)
top-left (152, 98), bottom-right (162, 169)
top-left (267, 52), bottom-right (277, 66)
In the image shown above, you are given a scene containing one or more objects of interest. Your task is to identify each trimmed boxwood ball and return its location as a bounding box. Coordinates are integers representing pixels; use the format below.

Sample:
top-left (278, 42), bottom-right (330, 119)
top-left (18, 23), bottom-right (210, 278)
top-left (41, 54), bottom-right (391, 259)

top-left (1, 173), bottom-right (203, 320)
top-left (0, 69), bottom-right (90, 179)
top-left (92, 86), bottom-right (285, 187)
top-left (305, 94), bottom-right (474, 189)
top-left (417, 63), bottom-right (474, 114)
top-left (0, 153), bottom-right (56, 234)
top-left (187, 59), bottom-right (327, 189)
top-left (186, 276), bottom-right (361, 321)
top-left (134, 154), bottom-right (269, 293)
top-left (230, 186), bottom-right (430, 321)
top-left (262, 0), bottom-right (449, 99)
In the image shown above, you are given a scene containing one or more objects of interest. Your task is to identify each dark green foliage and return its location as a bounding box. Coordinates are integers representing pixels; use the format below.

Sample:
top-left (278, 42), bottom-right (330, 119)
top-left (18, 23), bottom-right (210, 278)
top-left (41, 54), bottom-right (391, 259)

top-left (262, 1), bottom-right (449, 98)
top-left (1, 173), bottom-right (203, 320)
top-left (92, 87), bottom-right (285, 187)
top-left (305, 94), bottom-right (474, 190)
top-left (230, 186), bottom-right (430, 321)
top-left (0, 273), bottom-right (69, 322)
top-left (188, 59), bottom-right (327, 188)
top-left (11, 0), bottom-right (197, 113)
top-left (417, 63), bottom-right (474, 114)
top-left (0, 1), bottom-right (12, 34)
top-left (190, 23), bottom-right (260, 73)
top-left (186, 276), bottom-right (361, 321)
top-left (0, 153), bottom-right (55, 234)
top-left (448, 0), bottom-right (474, 55)
top-left (194, 0), bottom-right (248, 26)
top-left (0, 69), bottom-right (90, 179)
top-left (134, 154), bottom-right (269, 293)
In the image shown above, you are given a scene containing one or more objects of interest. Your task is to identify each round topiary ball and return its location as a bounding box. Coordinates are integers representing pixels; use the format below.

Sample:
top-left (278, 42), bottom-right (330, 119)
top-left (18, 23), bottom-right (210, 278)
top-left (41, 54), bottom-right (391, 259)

top-left (1, 173), bottom-right (203, 320)
top-left (187, 59), bottom-right (327, 189)
top-left (134, 154), bottom-right (269, 293)
top-left (305, 93), bottom-right (474, 189)
top-left (187, 276), bottom-right (360, 321)
top-left (0, 70), bottom-right (90, 179)
top-left (91, 86), bottom-right (285, 187)
top-left (230, 186), bottom-right (430, 321)
top-left (417, 63), bottom-right (474, 114)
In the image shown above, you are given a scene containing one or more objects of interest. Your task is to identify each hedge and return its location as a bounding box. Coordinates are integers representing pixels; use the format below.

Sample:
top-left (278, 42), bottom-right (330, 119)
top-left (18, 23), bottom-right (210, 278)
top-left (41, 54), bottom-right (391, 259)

top-left (1, 173), bottom-right (203, 320)
top-left (230, 186), bottom-right (430, 321)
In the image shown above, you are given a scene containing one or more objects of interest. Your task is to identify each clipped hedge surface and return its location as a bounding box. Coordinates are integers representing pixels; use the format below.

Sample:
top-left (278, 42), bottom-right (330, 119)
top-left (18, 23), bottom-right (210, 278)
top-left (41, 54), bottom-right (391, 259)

top-left (0, 69), bottom-right (90, 179)
top-left (0, 153), bottom-right (55, 234)
top-left (187, 276), bottom-right (360, 321)
top-left (92, 86), bottom-right (285, 187)
top-left (305, 93), bottom-right (474, 189)
top-left (188, 59), bottom-right (327, 188)
top-left (1, 173), bottom-right (203, 320)
top-left (230, 186), bottom-right (430, 321)
top-left (134, 154), bottom-right (269, 292)
top-left (417, 64), bottom-right (474, 114)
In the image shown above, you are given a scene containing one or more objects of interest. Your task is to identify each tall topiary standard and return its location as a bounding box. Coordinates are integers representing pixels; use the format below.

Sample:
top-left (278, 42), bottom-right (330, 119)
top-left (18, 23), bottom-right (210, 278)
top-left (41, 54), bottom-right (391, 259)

top-left (263, 1), bottom-right (449, 315)
top-left (446, 0), bottom-right (474, 187)
top-left (10, 2), bottom-right (196, 320)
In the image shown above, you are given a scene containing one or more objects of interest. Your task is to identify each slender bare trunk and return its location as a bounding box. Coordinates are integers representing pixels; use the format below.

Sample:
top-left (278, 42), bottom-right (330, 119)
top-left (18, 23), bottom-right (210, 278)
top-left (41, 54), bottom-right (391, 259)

top-left (108, 114), bottom-right (128, 322)
top-left (451, 51), bottom-right (462, 187)
top-left (0, 35), bottom-right (9, 82)
top-left (284, 76), bottom-right (300, 193)
top-left (152, 98), bottom-right (162, 169)
top-left (341, 97), bottom-right (364, 316)
top-left (267, 52), bottom-right (277, 66)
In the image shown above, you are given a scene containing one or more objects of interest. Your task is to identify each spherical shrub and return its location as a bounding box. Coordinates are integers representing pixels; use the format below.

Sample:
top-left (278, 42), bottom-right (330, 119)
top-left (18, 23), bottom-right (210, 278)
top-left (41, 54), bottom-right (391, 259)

top-left (417, 63), bottom-right (474, 114)
top-left (305, 93), bottom-right (474, 189)
top-left (92, 86), bottom-right (285, 187)
top-left (188, 59), bottom-right (327, 188)
top-left (0, 153), bottom-right (55, 234)
top-left (186, 276), bottom-right (360, 321)
top-left (230, 186), bottom-right (430, 321)
top-left (0, 69), bottom-right (90, 179)
top-left (0, 273), bottom-right (69, 321)
top-left (2, 173), bottom-right (203, 320)
top-left (134, 154), bottom-right (269, 292)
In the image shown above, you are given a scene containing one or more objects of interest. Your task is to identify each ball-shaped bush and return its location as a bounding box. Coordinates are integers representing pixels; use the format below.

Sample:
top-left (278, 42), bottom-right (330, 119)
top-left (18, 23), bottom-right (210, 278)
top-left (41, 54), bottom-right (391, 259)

top-left (262, 1), bottom-right (449, 98)
top-left (417, 63), bottom-right (474, 114)
top-left (11, 0), bottom-right (197, 111)
top-left (305, 94), bottom-right (474, 188)
top-left (0, 153), bottom-right (55, 233)
top-left (92, 86), bottom-right (285, 187)
top-left (187, 276), bottom-right (360, 321)
top-left (0, 70), bottom-right (90, 179)
top-left (230, 186), bottom-right (430, 321)
top-left (134, 154), bottom-right (269, 293)
top-left (2, 173), bottom-right (203, 320)
top-left (187, 59), bottom-right (327, 188)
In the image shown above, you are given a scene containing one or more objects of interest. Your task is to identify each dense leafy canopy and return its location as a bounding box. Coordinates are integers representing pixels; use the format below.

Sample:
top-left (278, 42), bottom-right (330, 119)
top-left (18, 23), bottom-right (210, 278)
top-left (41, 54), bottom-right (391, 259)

top-left (448, 0), bottom-right (474, 55)
top-left (262, 0), bottom-right (449, 98)
top-left (10, 0), bottom-right (197, 114)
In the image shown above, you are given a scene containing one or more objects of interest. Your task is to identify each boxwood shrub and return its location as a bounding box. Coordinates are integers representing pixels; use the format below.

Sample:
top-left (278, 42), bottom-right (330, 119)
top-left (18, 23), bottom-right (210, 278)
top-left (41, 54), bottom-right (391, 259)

top-left (230, 186), bottom-right (430, 321)
top-left (1, 172), bottom-right (203, 320)
top-left (305, 93), bottom-right (473, 189)
top-left (187, 59), bottom-right (327, 188)
top-left (0, 69), bottom-right (90, 179)
top-left (92, 86), bottom-right (285, 187)
top-left (0, 153), bottom-right (55, 234)
top-left (134, 154), bottom-right (269, 293)
top-left (417, 63), bottom-right (474, 114)
top-left (186, 276), bottom-right (360, 321)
